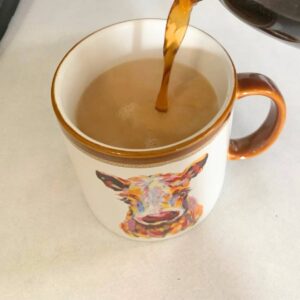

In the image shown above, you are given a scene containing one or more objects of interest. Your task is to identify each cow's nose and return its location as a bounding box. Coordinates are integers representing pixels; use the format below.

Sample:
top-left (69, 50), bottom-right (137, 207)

top-left (142, 211), bottom-right (180, 224)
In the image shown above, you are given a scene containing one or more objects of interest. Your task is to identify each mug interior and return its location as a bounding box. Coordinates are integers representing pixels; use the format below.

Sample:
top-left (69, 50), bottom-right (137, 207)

top-left (52, 19), bottom-right (235, 152)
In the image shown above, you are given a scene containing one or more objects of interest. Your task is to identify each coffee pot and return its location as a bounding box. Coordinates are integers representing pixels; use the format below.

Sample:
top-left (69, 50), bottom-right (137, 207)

top-left (220, 0), bottom-right (300, 47)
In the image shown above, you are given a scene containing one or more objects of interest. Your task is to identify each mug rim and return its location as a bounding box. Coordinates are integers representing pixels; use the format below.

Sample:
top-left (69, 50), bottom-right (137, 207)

top-left (51, 18), bottom-right (237, 160)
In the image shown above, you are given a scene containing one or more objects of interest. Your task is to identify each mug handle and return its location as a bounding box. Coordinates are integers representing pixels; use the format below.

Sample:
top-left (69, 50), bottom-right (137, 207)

top-left (229, 73), bottom-right (286, 160)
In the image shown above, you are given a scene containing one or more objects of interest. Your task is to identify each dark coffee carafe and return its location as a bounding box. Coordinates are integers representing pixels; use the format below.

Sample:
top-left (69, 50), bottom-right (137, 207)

top-left (220, 0), bottom-right (300, 47)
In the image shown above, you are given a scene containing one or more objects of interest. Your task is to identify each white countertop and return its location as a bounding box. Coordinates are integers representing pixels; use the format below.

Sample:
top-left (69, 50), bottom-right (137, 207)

top-left (1, 0), bottom-right (300, 299)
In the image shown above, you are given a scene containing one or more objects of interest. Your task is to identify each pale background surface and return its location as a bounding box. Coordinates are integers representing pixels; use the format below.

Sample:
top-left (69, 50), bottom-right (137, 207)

top-left (0, 0), bottom-right (299, 299)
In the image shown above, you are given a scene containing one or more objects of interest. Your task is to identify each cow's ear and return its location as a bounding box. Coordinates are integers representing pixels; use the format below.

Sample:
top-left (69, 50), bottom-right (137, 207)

top-left (96, 171), bottom-right (130, 191)
top-left (181, 154), bottom-right (208, 180)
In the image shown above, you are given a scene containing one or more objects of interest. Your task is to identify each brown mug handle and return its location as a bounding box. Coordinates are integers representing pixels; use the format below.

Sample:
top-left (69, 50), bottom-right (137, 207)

top-left (229, 73), bottom-right (286, 160)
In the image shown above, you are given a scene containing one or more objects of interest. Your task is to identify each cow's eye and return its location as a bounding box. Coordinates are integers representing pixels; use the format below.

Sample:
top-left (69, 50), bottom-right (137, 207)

top-left (137, 202), bottom-right (144, 212)
top-left (180, 190), bottom-right (189, 198)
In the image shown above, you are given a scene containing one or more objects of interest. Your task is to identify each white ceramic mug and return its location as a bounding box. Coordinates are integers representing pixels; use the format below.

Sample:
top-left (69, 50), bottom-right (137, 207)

top-left (51, 19), bottom-right (286, 241)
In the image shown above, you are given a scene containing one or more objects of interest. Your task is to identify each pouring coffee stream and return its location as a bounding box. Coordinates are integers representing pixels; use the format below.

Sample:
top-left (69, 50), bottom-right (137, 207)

top-left (155, 0), bottom-right (300, 113)
top-left (155, 0), bottom-right (201, 112)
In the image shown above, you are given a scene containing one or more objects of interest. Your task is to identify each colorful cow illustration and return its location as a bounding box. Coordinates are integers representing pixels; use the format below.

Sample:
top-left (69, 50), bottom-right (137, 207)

top-left (96, 154), bottom-right (208, 238)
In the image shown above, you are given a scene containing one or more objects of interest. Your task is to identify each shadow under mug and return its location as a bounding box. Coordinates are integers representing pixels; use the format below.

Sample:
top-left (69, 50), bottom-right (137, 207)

top-left (51, 19), bottom-right (286, 241)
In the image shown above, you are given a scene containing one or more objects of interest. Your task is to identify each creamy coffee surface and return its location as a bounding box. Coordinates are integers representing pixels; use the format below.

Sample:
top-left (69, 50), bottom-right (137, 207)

top-left (76, 59), bottom-right (219, 149)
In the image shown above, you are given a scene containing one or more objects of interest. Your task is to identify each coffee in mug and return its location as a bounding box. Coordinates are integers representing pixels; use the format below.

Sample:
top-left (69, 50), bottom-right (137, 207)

top-left (76, 58), bottom-right (219, 149)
